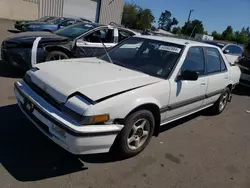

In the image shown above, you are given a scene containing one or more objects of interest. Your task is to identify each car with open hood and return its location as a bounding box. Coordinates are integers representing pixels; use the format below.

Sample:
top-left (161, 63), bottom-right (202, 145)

top-left (14, 16), bottom-right (57, 31)
top-left (21, 17), bottom-right (89, 32)
top-left (14, 36), bottom-right (241, 157)
top-left (1, 22), bottom-right (139, 70)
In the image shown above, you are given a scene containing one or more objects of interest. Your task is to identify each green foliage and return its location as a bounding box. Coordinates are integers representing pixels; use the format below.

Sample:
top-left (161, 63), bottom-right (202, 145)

top-left (213, 26), bottom-right (249, 45)
top-left (122, 3), bottom-right (155, 30)
top-left (181, 19), bottom-right (204, 37)
top-left (158, 10), bottom-right (178, 31)
top-left (172, 27), bottom-right (182, 35)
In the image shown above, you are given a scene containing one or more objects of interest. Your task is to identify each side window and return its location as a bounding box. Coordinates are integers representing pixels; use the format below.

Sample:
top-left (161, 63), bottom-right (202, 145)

top-left (118, 29), bottom-right (135, 42)
top-left (60, 20), bottom-right (76, 27)
top-left (225, 45), bottom-right (243, 55)
top-left (85, 29), bottom-right (114, 43)
top-left (181, 47), bottom-right (205, 75)
top-left (220, 56), bottom-right (227, 71)
top-left (205, 47), bottom-right (226, 73)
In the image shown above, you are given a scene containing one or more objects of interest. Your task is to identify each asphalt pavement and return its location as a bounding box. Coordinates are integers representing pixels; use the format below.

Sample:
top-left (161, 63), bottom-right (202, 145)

top-left (1, 19), bottom-right (250, 188)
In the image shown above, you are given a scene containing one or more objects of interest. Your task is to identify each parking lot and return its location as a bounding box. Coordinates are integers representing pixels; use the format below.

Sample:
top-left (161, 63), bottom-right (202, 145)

top-left (1, 19), bottom-right (250, 188)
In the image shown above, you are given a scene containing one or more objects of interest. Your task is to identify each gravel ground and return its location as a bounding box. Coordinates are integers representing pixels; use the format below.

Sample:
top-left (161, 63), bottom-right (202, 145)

top-left (1, 19), bottom-right (250, 188)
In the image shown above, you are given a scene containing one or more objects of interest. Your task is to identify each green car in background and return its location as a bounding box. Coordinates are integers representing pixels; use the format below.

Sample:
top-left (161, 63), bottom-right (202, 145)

top-left (14, 16), bottom-right (57, 30)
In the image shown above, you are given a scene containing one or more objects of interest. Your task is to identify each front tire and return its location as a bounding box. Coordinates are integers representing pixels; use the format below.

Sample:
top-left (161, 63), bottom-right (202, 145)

top-left (45, 51), bottom-right (69, 62)
top-left (116, 110), bottom-right (155, 158)
top-left (211, 87), bottom-right (230, 115)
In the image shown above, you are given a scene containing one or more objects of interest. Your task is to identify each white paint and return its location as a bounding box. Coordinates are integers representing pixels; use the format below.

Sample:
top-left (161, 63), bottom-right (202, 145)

top-left (31, 37), bottom-right (42, 67)
top-left (14, 36), bottom-right (241, 155)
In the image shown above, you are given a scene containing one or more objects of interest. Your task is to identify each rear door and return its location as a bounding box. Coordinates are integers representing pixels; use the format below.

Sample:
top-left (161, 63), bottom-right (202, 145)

top-left (202, 47), bottom-right (229, 106)
top-left (166, 47), bottom-right (208, 121)
top-left (76, 27), bottom-right (117, 57)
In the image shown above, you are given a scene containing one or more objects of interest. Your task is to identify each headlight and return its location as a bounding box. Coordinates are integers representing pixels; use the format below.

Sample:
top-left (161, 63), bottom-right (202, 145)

top-left (80, 114), bottom-right (110, 125)
top-left (62, 105), bottom-right (110, 125)
top-left (28, 25), bottom-right (40, 28)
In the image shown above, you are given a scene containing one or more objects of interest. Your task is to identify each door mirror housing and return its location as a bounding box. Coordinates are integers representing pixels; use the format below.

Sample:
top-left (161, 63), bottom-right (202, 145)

top-left (177, 70), bottom-right (198, 81)
top-left (223, 49), bottom-right (230, 54)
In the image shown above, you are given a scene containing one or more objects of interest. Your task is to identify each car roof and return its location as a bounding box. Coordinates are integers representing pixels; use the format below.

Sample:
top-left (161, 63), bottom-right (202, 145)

top-left (135, 35), bottom-right (216, 47)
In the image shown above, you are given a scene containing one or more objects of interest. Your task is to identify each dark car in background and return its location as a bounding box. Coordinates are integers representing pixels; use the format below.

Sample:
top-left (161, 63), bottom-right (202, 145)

top-left (22, 17), bottom-right (91, 32)
top-left (14, 16), bottom-right (57, 31)
top-left (1, 22), bottom-right (138, 70)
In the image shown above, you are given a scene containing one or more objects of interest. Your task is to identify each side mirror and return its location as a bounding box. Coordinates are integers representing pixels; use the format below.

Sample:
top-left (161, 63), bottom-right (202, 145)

top-left (223, 49), bottom-right (230, 54)
top-left (177, 70), bottom-right (198, 81)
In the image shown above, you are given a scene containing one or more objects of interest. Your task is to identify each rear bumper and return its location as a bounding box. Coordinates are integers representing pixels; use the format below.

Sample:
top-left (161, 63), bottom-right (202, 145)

top-left (14, 80), bottom-right (123, 155)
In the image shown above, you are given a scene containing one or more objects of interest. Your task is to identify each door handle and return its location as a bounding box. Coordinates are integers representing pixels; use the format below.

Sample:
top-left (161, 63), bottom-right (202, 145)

top-left (201, 83), bottom-right (206, 86)
top-left (225, 75), bottom-right (229, 79)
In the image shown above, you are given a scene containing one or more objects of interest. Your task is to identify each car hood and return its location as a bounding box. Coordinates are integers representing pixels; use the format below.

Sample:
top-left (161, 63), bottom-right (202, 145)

top-left (27, 58), bottom-right (162, 103)
top-left (3, 31), bottom-right (69, 44)
top-left (25, 21), bottom-right (52, 26)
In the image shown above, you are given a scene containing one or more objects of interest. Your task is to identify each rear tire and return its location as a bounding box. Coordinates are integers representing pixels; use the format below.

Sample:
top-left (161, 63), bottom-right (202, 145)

top-left (211, 87), bottom-right (230, 115)
top-left (45, 51), bottom-right (69, 62)
top-left (115, 110), bottom-right (155, 158)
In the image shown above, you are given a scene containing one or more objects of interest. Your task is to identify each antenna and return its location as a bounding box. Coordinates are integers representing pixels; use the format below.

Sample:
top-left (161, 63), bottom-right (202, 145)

top-left (189, 25), bottom-right (196, 39)
top-left (96, 34), bottom-right (113, 64)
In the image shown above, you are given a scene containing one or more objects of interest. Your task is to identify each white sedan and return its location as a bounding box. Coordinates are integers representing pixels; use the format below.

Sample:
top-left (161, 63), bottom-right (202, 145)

top-left (14, 36), bottom-right (241, 158)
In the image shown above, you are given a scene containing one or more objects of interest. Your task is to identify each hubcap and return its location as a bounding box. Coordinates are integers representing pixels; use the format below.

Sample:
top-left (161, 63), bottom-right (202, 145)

top-left (219, 92), bottom-right (228, 111)
top-left (127, 118), bottom-right (150, 150)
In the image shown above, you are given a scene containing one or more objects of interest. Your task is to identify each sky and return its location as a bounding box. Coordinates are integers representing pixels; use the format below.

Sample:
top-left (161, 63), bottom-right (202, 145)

top-left (126, 0), bottom-right (250, 34)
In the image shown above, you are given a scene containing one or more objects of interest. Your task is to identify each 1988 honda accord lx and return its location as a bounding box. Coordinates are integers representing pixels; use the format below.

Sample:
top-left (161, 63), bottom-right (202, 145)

top-left (14, 36), bottom-right (241, 157)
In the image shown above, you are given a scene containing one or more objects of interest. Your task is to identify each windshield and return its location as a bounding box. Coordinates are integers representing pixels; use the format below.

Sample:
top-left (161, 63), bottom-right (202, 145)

top-left (38, 16), bottom-right (52, 22)
top-left (55, 23), bottom-right (94, 39)
top-left (100, 37), bottom-right (184, 78)
top-left (48, 17), bottom-right (64, 24)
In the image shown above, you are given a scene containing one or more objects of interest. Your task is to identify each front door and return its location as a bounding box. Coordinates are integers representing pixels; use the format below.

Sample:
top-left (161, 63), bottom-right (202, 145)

top-left (76, 28), bottom-right (116, 57)
top-left (165, 47), bottom-right (208, 122)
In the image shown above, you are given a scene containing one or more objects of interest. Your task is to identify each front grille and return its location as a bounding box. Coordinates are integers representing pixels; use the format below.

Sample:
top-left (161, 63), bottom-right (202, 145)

top-left (22, 102), bottom-right (51, 136)
top-left (24, 75), bottom-right (62, 110)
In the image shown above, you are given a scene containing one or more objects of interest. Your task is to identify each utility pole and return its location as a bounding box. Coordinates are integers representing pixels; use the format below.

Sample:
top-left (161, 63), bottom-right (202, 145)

top-left (187, 9), bottom-right (194, 23)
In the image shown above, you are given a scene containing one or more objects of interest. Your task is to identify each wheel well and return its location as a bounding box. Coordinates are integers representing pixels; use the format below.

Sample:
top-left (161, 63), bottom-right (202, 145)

top-left (45, 46), bottom-right (72, 58)
top-left (227, 84), bottom-right (233, 91)
top-left (125, 104), bottom-right (161, 137)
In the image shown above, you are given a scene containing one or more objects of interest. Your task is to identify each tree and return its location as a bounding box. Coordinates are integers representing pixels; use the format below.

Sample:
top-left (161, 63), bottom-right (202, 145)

top-left (246, 27), bottom-right (250, 37)
top-left (222, 26), bottom-right (234, 41)
top-left (172, 27), bottom-right (182, 35)
top-left (158, 10), bottom-right (178, 31)
top-left (136, 8), bottom-right (155, 30)
top-left (181, 19), bottom-right (204, 37)
top-left (235, 28), bottom-right (249, 44)
top-left (122, 3), bottom-right (137, 29)
top-left (122, 3), bottom-right (155, 30)
top-left (212, 31), bottom-right (223, 40)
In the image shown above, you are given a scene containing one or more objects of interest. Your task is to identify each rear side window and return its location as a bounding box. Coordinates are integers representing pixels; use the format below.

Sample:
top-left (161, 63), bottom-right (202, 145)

top-left (224, 45), bottom-right (243, 55)
top-left (205, 47), bottom-right (227, 73)
top-left (181, 47), bottom-right (205, 75)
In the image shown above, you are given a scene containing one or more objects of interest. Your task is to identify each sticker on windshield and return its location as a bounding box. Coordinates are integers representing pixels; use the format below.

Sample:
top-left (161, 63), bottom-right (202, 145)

top-left (158, 45), bottom-right (181, 53)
